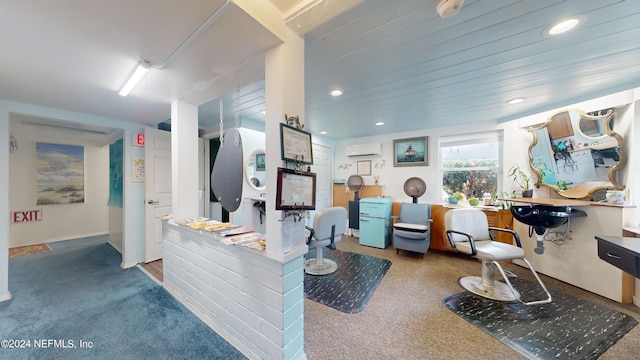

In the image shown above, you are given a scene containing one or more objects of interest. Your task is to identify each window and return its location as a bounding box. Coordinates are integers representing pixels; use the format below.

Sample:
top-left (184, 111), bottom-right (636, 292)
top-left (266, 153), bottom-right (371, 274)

top-left (439, 131), bottom-right (503, 201)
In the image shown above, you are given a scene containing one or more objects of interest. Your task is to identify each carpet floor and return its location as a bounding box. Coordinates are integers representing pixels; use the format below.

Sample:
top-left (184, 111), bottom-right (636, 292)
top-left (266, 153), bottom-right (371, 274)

top-left (304, 248), bottom-right (391, 313)
top-left (303, 236), bottom-right (640, 360)
top-left (443, 278), bottom-right (638, 359)
top-left (0, 236), bottom-right (245, 360)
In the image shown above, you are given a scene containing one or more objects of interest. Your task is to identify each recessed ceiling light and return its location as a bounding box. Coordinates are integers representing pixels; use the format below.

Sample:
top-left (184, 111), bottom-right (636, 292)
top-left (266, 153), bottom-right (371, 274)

top-left (507, 98), bottom-right (525, 105)
top-left (261, 110), bottom-right (266, 115)
top-left (375, 121), bottom-right (385, 126)
top-left (330, 89), bottom-right (343, 97)
top-left (544, 16), bottom-right (584, 37)
top-left (320, 131), bottom-right (327, 135)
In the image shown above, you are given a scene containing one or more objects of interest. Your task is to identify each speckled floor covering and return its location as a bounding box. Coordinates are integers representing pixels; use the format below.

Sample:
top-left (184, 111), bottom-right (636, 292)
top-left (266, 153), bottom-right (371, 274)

top-left (443, 278), bottom-right (638, 359)
top-left (303, 236), bottom-right (640, 360)
top-left (304, 248), bottom-right (392, 313)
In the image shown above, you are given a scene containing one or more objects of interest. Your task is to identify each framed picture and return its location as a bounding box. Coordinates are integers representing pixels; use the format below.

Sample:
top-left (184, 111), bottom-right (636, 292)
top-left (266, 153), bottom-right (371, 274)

top-left (36, 143), bottom-right (85, 204)
top-left (357, 160), bottom-right (371, 176)
top-left (255, 153), bottom-right (265, 171)
top-left (280, 123), bottom-right (313, 165)
top-left (275, 167), bottom-right (316, 210)
top-left (393, 136), bottom-right (428, 167)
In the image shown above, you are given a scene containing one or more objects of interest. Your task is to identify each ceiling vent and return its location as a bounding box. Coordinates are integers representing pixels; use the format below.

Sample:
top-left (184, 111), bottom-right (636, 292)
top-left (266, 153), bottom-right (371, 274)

top-left (346, 142), bottom-right (382, 157)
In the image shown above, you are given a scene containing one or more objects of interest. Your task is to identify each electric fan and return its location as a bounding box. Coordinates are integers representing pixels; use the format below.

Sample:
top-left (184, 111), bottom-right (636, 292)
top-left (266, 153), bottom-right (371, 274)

top-left (403, 177), bottom-right (427, 203)
top-left (347, 174), bottom-right (365, 201)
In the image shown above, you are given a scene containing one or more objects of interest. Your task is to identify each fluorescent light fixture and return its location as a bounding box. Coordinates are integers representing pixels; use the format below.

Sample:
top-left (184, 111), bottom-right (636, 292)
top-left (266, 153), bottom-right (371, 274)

top-left (330, 89), bottom-right (343, 97)
top-left (544, 16), bottom-right (584, 37)
top-left (119, 61), bottom-right (151, 96)
top-left (506, 98), bottom-right (525, 105)
top-left (375, 121), bottom-right (385, 126)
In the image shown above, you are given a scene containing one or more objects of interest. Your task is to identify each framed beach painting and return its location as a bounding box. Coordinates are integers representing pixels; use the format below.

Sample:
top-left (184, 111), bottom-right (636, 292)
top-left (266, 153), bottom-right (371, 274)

top-left (36, 143), bottom-right (85, 204)
top-left (393, 136), bottom-right (428, 167)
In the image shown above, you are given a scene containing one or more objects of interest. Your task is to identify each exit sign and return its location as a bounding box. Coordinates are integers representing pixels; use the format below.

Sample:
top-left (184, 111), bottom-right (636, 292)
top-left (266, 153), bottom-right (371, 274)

top-left (134, 133), bottom-right (145, 146)
top-left (12, 210), bottom-right (43, 223)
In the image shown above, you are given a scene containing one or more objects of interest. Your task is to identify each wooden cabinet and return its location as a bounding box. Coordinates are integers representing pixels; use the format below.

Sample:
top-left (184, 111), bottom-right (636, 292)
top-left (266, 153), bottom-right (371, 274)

top-left (430, 205), bottom-right (514, 252)
top-left (332, 185), bottom-right (383, 209)
top-left (547, 111), bottom-right (574, 139)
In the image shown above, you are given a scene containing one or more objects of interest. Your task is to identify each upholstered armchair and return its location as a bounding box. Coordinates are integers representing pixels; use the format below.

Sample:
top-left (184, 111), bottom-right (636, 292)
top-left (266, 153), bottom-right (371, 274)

top-left (392, 203), bottom-right (432, 258)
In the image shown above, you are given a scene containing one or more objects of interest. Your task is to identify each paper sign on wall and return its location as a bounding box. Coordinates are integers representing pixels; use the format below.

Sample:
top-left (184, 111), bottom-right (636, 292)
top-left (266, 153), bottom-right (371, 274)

top-left (132, 158), bottom-right (145, 182)
top-left (11, 210), bottom-right (43, 223)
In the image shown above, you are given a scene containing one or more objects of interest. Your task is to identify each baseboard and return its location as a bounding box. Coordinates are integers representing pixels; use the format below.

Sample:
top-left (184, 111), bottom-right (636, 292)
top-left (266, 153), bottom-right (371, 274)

top-left (633, 295), bottom-right (640, 308)
top-left (120, 261), bottom-right (138, 269)
top-left (0, 291), bottom-right (12, 302)
top-left (162, 283), bottom-right (260, 360)
top-left (108, 239), bottom-right (122, 254)
top-left (136, 264), bottom-right (161, 285)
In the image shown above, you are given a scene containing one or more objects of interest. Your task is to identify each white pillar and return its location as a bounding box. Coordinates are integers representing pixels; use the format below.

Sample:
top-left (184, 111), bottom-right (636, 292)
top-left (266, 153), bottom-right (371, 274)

top-left (0, 109), bottom-right (11, 301)
top-left (171, 100), bottom-right (200, 221)
top-left (264, 26), bottom-right (306, 254)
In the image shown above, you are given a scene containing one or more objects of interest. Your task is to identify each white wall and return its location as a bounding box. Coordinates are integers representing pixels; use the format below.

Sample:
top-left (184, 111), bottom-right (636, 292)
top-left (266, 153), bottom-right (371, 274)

top-left (9, 120), bottom-right (110, 246)
top-left (334, 89), bottom-right (637, 210)
top-left (334, 119), bottom-right (517, 204)
top-left (0, 99), bottom-right (149, 280)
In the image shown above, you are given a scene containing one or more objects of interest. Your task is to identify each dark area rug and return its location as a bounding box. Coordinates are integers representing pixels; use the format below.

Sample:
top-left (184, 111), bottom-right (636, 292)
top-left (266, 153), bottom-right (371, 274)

top-left (442, 278), bottom-right (638, 360)
top-left (1, 237), bottom-right (245, 360)
top-left (304, 248), bottom-right (391, 314)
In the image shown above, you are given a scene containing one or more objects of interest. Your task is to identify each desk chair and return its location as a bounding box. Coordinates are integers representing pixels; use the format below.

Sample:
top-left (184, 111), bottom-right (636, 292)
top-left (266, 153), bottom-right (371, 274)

top-left (445, 208), bottom-right (551, 305)
top-left (305, 207), bottom-right (347, 275)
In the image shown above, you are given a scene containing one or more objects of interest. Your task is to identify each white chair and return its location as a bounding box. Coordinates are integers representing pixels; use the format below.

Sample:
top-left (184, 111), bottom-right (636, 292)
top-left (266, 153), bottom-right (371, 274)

top-left (445, 208), bottom-right (551, 305)
top-left (304, 207), bottom-right (347, 275)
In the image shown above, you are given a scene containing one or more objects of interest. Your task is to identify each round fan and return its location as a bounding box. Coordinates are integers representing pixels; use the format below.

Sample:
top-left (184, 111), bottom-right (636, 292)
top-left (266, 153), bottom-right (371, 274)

top-left (403, 177), bottom-right (426, 203)
top-left (347, 174), bottom-right (365, 201)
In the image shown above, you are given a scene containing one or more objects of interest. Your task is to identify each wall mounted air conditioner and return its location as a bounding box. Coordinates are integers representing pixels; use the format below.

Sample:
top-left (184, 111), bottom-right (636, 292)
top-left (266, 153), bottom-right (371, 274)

top-left (346, 142), bottom-right (382, 157)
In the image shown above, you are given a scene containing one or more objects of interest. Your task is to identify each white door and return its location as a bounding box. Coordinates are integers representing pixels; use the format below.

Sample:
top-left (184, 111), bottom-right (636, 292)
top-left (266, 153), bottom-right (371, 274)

top-left (307, 143), bottom-right (333, 227)
top-left (144, 128), bottom-right (172, 263)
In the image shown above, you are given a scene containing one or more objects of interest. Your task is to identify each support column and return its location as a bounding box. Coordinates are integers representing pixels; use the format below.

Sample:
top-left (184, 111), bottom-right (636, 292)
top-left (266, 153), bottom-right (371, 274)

top-left (171, 100), bottom-right (199, 221)
top-left (0, 110), bottom-right (10, 301)
top-left (265, 26), bottom-right (306, 254)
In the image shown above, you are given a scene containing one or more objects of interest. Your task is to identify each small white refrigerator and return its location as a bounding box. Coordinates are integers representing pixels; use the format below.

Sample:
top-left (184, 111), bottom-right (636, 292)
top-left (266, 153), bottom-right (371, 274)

top-left (359, 197), bottom-right (392, 248)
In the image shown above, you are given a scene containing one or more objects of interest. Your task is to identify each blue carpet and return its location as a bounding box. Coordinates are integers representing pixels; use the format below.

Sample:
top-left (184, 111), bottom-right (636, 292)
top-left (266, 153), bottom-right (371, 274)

top-left (0, 236), bottom-right (246, 360)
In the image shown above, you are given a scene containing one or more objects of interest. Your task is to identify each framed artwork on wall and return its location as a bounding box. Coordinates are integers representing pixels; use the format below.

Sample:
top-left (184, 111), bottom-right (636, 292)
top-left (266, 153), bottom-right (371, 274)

top-left (393, 136), bottom-right (428, 167)
top-left (357, 160), bottom-right (371, 175)
top-left (280, 123), bottom-right (313, 165)
top-left (36, 143), bottom-right (85, 204)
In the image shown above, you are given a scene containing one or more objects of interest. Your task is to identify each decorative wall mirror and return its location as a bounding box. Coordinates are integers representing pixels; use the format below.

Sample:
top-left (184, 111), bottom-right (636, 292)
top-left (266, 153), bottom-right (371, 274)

top-left (528, 108), bottom-right (625, 199)
top-left (245, 148), bottom-right (266, 191)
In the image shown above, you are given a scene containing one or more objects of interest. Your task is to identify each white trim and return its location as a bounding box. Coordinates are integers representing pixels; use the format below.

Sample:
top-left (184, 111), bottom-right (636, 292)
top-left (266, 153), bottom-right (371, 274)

top-left (0, 291), bottom-right (12, 302)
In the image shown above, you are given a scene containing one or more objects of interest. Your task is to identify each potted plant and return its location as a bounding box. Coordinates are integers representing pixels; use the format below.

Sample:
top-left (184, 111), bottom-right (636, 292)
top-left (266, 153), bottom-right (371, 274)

top-left (508, 164), bottom-right (533, 198)
top-left (468, 196), bottom-right (479, 206)
top-left (447, 191), bottom-right (464, 204)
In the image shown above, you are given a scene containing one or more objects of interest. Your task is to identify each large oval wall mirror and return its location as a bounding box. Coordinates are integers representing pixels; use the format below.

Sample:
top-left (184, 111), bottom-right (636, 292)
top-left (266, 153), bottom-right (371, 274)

top-left (245, 148), bottom-right (266, 191)
top-left (528, 108), bottom-right (625, 199)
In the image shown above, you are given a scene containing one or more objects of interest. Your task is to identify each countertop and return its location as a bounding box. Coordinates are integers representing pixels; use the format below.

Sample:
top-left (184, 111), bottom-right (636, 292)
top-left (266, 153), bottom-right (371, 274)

top-left (501, 197), bottom-right (634, 208)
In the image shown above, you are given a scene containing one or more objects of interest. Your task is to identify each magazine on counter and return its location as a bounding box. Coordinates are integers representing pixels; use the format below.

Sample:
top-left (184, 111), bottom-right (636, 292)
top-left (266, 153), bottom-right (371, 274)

top-left (221, 232), bottom-right (263, 245)
top-left (215, 227), bottom-right (254, 237)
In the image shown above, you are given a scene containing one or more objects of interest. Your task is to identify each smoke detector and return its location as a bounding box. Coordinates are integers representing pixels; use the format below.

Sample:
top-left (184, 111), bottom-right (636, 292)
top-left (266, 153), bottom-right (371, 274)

top-left (437, 0), bottom-right (464, 19)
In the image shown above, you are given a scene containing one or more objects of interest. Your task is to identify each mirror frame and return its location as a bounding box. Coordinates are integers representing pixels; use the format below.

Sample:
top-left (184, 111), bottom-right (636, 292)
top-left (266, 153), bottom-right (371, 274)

top-left (527, 108), bottom-right (625, 199)
top-left (244, 148), bottom-right (266, 191)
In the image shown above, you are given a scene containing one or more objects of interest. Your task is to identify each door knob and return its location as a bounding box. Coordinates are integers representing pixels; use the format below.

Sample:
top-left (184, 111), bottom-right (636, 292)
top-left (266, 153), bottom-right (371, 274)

top-left (147, 200), bottom-right (159, 205)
